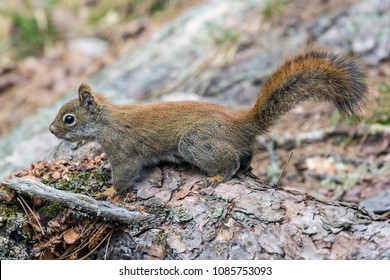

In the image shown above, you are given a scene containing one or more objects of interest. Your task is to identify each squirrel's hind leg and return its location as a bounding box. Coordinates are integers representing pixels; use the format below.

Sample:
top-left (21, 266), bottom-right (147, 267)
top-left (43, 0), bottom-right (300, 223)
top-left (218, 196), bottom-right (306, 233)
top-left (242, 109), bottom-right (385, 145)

top-left (178, 128), bottom-right (240, 183)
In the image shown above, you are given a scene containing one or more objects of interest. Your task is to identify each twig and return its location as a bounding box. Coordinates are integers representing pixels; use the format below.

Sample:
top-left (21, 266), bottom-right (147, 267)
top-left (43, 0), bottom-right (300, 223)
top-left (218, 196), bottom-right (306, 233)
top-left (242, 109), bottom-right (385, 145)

top-left (275, 151), bottom-right (294, 185)
top-left (3, 178), bottom-right (156, 225)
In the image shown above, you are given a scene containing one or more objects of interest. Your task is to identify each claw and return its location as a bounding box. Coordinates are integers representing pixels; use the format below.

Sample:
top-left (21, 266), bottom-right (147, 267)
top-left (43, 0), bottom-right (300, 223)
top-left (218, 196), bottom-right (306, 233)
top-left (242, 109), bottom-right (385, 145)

top-left (204, 175), bottom-right (223, 187)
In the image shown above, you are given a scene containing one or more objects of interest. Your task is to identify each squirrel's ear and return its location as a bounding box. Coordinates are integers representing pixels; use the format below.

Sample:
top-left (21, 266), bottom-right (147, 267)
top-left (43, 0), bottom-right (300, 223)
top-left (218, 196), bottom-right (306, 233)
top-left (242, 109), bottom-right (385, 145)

top-left (78, 83), bottom-right (97, 114)
top-left (78, 83), bottom-right (92, 96)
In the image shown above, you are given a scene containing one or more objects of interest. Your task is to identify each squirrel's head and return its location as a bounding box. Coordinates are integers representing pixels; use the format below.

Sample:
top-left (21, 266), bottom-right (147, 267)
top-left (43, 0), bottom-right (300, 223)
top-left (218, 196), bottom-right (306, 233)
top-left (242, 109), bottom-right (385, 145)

top-left (49, 83), bottom-right (108, 142)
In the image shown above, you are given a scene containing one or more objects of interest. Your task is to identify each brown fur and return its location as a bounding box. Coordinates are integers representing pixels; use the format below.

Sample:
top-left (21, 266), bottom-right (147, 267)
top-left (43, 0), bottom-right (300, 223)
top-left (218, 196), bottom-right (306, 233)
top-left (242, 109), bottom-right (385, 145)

top-left (50, 50), bottom-right (368, 195)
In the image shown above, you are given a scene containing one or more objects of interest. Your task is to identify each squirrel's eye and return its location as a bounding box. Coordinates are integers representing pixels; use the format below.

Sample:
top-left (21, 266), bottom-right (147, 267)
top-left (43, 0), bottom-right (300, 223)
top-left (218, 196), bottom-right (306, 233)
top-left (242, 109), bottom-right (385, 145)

top-left (63, 114), bottom-right (76, 126)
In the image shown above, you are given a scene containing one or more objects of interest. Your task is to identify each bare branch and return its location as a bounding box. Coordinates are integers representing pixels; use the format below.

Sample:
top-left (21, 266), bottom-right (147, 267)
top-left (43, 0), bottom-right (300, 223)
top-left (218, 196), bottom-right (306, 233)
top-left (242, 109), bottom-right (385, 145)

top-left (2, 178), bottom-right (155, 226)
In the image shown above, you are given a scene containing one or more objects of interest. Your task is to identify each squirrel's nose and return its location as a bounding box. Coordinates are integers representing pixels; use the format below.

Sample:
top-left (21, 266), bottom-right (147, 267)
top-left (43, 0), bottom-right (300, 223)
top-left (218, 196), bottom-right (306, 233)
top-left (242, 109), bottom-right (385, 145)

top-left (49, 124), bottom-right (55, 134)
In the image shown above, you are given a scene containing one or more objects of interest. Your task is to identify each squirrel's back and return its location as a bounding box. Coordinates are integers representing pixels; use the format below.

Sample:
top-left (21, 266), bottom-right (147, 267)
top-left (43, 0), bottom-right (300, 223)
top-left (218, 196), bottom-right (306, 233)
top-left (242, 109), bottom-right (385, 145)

top-left (245, 51), bottom-right (367, 132)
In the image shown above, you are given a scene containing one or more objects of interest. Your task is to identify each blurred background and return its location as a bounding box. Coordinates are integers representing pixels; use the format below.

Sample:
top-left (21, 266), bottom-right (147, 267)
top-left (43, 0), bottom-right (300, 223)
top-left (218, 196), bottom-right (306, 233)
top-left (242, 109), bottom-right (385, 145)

top-left (0, 0), bottom-right (389, 213)
top-left (0, 0), bottom-right (198, 135)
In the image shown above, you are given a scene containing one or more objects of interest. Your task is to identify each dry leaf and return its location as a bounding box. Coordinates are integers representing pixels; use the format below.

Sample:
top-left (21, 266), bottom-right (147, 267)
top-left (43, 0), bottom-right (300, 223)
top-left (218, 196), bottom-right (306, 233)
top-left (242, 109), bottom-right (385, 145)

top-left (174, 185), bottom-right (193, 200)
top-left (51, 171), bottom-right (62, 179)
top-left (63, 229), bottom-right (80, 244)
top-left (0, 186), bottom-right (15, 203)
top-left (110, 195), bottom-right (121, 204)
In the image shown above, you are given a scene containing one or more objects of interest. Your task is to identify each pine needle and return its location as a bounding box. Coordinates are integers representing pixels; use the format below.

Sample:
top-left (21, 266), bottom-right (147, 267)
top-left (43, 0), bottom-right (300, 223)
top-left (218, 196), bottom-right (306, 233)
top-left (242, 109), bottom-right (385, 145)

top-left (275, 151), bottom-right (294, 185)
top-left (59, 222), bottom-right (105, 260)
top-left (17, 196), bottom-right (45, 235)
top-left (80, 227), bottom-right (113, 260)
top-left (104, 228), bottom-right (114, 260)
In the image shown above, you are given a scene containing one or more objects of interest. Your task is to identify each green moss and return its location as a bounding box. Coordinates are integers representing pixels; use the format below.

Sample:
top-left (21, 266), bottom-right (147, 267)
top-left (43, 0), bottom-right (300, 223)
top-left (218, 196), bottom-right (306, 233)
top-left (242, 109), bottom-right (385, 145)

top-left (205, 229), bottom-right (216, 241)
top-left (40, 203), bottom-right (63, 218)
top-left (44, 167), bottom-right (112, 196)
top-left (169, 207), bottom-right (192, 223)
top-left (156, 231), bottom-right (168, 246)
top-left (207, 192), bottom-right (228, 202)
top-left (233, 211), bottom-right (256, 227)
top-left (234, 211), bottom-right (246, 222)
top-left (0, 204), bottom-right (31, 238)
top-left (0, 204), bottom-right (18, 219)
top-left (211, 207), bottom-right (223, 219)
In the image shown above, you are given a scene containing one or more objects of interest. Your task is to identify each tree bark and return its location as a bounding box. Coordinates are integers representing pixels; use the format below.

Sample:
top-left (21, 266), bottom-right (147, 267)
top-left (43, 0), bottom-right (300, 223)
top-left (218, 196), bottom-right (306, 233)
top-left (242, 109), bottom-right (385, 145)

top-left (2, 167), bottom-right (390, 260)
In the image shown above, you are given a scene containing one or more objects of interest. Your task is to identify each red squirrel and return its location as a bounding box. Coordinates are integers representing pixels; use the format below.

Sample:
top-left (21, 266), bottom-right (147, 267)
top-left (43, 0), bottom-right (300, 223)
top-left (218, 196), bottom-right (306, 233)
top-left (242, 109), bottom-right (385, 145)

top-left (50, 51), bottom-right (367, 198)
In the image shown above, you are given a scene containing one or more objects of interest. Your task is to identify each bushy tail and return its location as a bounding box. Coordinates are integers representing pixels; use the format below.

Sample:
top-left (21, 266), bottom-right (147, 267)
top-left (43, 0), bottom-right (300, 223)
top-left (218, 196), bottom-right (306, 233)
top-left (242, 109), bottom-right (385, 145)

top-left (247, 51), bottom-right (368, 132)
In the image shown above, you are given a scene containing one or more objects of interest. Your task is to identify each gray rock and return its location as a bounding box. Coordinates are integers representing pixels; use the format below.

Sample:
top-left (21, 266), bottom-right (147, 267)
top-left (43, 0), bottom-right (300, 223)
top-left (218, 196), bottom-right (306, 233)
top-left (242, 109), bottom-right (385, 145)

top-left (315, 0), bottom-right (390, 65)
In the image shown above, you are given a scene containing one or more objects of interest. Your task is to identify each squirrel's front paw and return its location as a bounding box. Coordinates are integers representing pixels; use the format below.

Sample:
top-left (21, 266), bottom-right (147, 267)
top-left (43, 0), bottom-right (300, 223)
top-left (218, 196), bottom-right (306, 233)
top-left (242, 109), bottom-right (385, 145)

top-left (95, 185), bottom-right (117, 200)
top-left (204, 175), bottom-right (223, 188)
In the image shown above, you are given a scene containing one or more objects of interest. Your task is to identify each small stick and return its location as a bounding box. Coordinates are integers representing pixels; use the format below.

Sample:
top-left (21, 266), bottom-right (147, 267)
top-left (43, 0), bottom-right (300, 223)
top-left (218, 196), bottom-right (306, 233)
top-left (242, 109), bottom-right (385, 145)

top-left (275, 151), bottom-right (294, 185)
